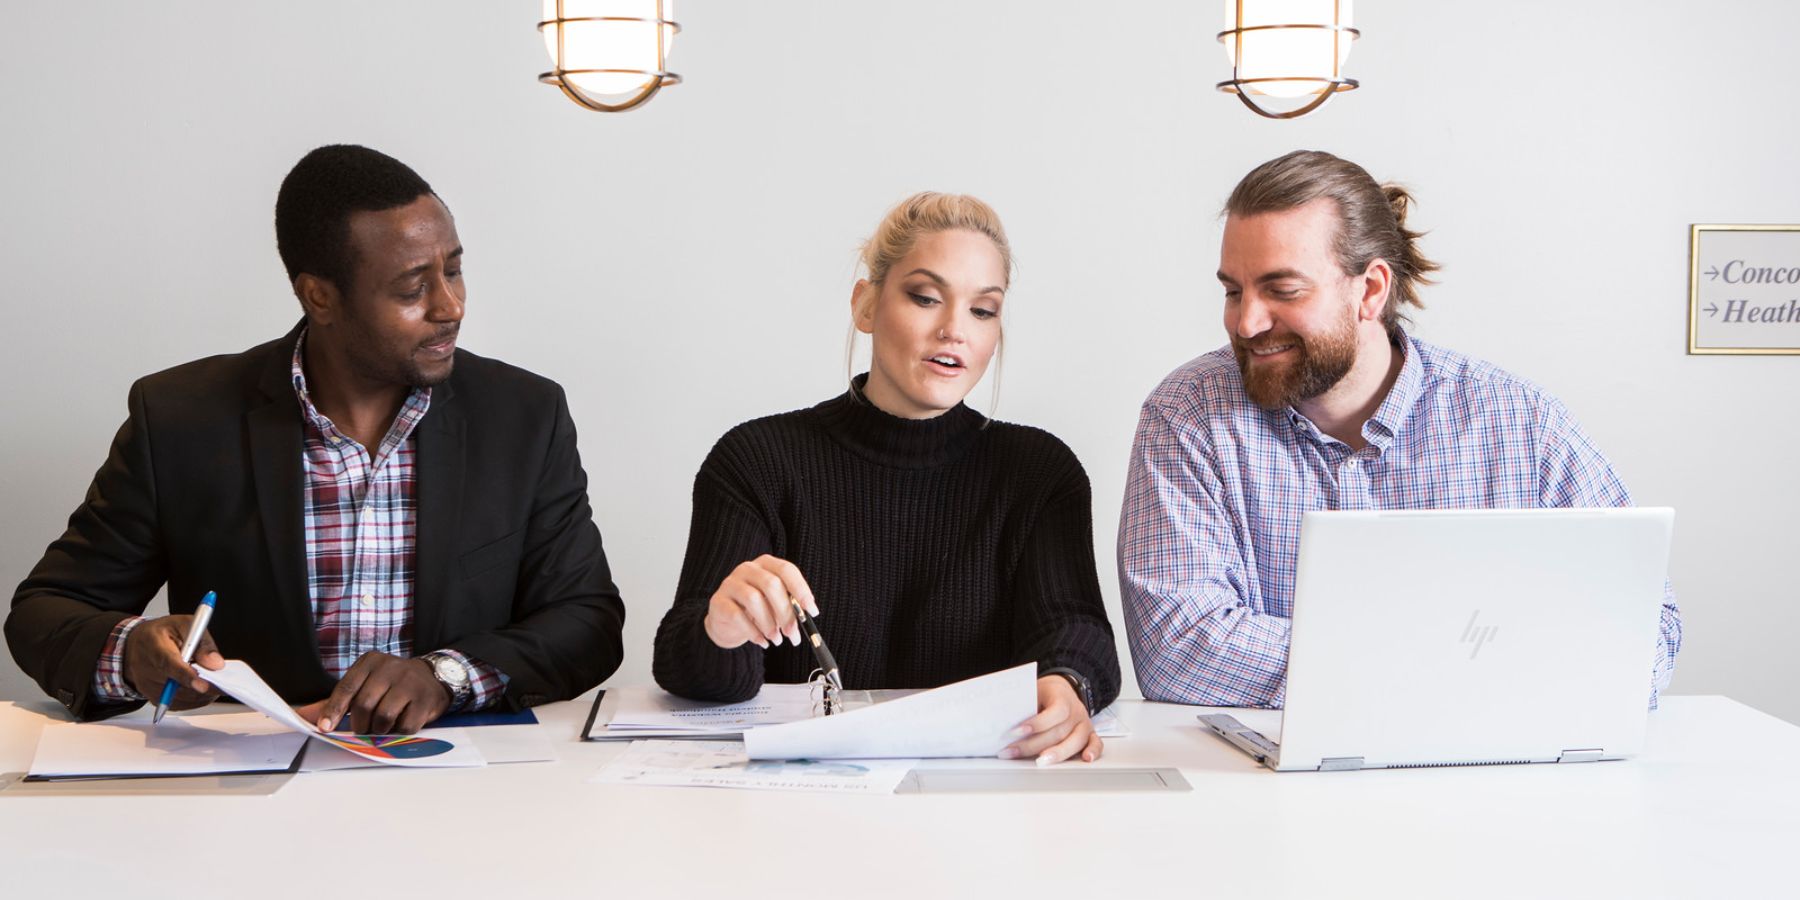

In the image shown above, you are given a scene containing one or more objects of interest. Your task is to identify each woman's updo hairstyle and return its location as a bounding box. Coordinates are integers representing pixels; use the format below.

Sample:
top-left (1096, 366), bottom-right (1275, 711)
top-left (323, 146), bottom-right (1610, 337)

top-left (846, 192), bottom-right (1014, 412)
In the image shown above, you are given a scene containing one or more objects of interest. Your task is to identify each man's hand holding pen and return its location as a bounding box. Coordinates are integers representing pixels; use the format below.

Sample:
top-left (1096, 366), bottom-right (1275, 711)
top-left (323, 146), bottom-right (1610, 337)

top-left (124, 614), bottom-right (223, 711)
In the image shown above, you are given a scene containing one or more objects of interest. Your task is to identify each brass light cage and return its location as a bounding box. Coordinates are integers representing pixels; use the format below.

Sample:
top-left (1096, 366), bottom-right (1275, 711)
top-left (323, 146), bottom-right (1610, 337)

top-left (1217, 0), bottom-right (1359, 120)
top-left (538, 0), bottom-right (682, 113)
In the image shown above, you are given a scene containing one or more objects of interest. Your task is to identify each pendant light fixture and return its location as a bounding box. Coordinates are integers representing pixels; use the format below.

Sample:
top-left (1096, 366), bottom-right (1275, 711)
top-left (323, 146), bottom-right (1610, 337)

top-left (1218, 0), bottom-right (1359, 119)
top-left (539, 0), bottom-right (681, 113)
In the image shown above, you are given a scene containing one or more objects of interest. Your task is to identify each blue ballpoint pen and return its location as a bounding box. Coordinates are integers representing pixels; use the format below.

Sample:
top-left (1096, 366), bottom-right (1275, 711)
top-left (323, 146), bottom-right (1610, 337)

top-left (153, 590), bottom-right (217, 724)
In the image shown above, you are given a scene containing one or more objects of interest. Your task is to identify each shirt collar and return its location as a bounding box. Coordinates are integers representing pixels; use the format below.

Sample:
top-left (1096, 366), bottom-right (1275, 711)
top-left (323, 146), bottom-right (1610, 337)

top-left (290, 327), bottom-right (432, 442)
top-left (1362, 329), bottom-right (1423, 449)
top-left (1282, 329), bottom-right (1422, 452)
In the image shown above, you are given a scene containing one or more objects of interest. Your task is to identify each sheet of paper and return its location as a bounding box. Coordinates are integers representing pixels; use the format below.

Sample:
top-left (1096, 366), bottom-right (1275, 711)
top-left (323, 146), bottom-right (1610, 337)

top-left (1093, 705), bottom-right (1129, 738)
top-left (198, 659), bottom-right (485, 768)
top-left (199, 660), bottom-right (319, 734)
top-left (27, 711), bottom-right (306, 779)
top-left (302, 724), bottom-right (550, 771)
top-left (463, 723), bottom-right (557, 764)
top-left (298, 727), bottom-right (486, 770)
top-left (591, 740), bottom-right (914, 794)
top-left (601, 684), bottom-right (819, 735)
top-left (743, 663), bottom-right (1037, 760)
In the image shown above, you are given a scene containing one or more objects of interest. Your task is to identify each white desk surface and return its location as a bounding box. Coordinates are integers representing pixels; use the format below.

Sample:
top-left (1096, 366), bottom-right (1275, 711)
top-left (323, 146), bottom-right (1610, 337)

top-left (1, 693), bottom-right (1794, 899)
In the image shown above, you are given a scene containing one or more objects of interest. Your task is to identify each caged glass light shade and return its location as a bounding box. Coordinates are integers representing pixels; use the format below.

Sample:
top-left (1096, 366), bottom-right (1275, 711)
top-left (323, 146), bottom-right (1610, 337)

top-left (539, 0), bottom-right (680, 112)
top-left (1218, 0), bottom-right (1358, 119)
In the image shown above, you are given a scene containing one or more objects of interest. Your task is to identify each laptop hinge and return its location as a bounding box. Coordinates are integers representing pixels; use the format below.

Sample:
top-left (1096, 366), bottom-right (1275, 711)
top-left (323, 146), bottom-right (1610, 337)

top-left (1319, 756), bottom-right (1364, 772)
top-left (1558, 748), bottom-right (1605, 763)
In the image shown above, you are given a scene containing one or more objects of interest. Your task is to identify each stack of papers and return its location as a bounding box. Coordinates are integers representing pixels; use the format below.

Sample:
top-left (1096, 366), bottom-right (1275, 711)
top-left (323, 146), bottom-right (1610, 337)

top-left (25, 659), bottom-right (487, 780)
top-left (27, 712), bottom-right (307, 780)
top-left (743, 663), bottom-right (1038, 759)
top-left (588, 683), bottom-right (819, 741)
top-left (198, 660), bottom-right (486, 768)
top-left (587, 664), bottom-right (1138, 795)
top-left (586, 665), bottom-right (1130, 751)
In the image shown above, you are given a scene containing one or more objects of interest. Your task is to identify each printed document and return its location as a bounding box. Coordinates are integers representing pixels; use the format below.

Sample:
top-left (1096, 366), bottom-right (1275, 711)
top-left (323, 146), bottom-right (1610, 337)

top-left (187, 660), bottom-right (486, 768)
top-left (586, 683), bottom-right (834, 740)
top-left (592, 739), bottom-right (914, 794)
top-left (27, 711), bottom-right (306, 779)
top-left (743, 663), bottom-right (1037, 759)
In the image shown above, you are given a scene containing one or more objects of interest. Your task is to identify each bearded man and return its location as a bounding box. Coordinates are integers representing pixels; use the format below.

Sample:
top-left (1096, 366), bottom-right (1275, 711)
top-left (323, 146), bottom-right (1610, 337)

top-left (1117, 150), bottom-right (1681, 708)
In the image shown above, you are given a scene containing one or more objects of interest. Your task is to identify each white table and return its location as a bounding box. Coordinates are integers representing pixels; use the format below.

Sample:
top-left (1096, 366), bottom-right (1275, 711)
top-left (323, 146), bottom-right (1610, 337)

top-left (1, 694), bottom-right (1793, 899)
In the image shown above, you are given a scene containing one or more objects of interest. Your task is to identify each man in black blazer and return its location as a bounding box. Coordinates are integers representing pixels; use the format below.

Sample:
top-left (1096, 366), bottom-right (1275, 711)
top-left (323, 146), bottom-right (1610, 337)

top-left (5, 145), bottom-right (626, 733)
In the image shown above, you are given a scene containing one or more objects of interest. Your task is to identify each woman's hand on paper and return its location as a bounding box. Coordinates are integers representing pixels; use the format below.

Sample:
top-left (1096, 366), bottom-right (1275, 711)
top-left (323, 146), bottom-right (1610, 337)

top-left (703, 555), bottom-right (819, 650)
top-left (123, 614), bottom-right (224, 709)
top-left (1000, 675), bottom-right (1102, 766)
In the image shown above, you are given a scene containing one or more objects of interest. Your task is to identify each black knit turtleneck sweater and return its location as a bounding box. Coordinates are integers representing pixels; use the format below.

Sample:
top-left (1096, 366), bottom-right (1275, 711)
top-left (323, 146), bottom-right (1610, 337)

top-left (652, 377), bottom-right (1121, 711)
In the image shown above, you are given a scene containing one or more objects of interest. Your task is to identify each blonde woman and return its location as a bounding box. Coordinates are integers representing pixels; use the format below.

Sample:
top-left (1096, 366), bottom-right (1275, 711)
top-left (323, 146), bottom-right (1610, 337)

top-left (652, 193), bottom-right (1119, 764)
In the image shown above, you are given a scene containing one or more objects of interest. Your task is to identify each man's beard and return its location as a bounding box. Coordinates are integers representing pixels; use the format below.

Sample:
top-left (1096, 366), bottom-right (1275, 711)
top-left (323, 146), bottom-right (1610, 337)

top-left (1232, 308), bottom-right (1359, 410)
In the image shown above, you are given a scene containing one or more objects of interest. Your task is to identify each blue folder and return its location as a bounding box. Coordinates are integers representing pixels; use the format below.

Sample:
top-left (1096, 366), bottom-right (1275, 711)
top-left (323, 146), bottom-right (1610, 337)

top-left (424, 707), bottom-right (539, 729)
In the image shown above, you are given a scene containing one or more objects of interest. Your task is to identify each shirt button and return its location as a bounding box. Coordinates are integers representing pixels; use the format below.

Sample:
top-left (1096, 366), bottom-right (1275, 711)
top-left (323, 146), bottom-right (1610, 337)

top-left (360, 593), bottom-right (376, 607)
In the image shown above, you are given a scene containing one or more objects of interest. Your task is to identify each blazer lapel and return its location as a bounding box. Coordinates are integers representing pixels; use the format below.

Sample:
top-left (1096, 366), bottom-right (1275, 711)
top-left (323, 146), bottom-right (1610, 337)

top-left (412, 376), bottom-right (465, 653)
top-left (247, 331), bottom-right (319, 660)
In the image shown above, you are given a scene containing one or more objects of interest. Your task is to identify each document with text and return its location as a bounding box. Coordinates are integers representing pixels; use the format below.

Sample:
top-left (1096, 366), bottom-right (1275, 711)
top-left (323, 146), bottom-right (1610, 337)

top-left (743, 663), bottom-right (1038, 760)
top-left (593, 683), bottom-right (820, 740)
top-left (591, 739), bottom-right (914, 794)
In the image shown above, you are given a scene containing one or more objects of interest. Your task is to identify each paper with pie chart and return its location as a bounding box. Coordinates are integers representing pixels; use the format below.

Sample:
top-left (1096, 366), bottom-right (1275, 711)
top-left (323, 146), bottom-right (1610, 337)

top-left (198, 659), bottom-right (486, 768)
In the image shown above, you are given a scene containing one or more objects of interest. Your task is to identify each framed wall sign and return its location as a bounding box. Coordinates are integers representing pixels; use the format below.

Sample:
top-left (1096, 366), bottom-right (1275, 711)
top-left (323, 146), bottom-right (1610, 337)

top-left (1688, 224), bottom-right (1800, 355)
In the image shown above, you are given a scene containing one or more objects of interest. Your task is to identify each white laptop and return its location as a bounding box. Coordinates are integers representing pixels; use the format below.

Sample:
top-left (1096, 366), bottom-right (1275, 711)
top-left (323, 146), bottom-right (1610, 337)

top-left (1200, 507), bottom-right (1674, 772)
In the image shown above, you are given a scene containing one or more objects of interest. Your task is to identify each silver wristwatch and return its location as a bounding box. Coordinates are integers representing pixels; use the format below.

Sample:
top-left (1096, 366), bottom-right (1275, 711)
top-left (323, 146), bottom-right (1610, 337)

top-left (421, 651), bottom-right (472, 710)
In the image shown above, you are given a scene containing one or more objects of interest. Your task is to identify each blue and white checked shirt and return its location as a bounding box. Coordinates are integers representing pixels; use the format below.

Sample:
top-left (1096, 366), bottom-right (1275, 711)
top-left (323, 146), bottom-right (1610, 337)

top-left (1118, 332), bottom-right (1682, 708)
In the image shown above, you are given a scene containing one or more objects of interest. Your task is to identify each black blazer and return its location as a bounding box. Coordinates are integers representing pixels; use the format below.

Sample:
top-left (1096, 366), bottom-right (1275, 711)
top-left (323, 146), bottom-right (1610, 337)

top-left (6, 323), bottom-right (626, 720)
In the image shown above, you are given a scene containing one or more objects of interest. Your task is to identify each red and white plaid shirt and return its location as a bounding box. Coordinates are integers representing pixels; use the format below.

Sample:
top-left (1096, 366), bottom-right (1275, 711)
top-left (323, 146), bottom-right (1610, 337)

top-left (94, 331), bottom-right (505, 712)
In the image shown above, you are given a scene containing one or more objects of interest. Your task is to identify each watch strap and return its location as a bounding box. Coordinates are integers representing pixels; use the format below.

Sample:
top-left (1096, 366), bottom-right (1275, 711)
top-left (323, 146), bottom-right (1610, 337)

top-left (1041, 666), bottom-right (1095, 715)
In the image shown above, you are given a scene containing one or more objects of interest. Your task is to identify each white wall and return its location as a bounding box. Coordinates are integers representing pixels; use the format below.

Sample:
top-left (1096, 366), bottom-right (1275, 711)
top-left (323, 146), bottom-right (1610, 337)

top-left (2, 1), bottom-right (1795, 722)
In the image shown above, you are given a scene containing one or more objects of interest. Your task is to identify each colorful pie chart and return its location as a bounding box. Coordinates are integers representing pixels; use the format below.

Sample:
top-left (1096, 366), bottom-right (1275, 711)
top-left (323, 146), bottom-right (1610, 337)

top-left (320, 733), bottom-right (456, 760)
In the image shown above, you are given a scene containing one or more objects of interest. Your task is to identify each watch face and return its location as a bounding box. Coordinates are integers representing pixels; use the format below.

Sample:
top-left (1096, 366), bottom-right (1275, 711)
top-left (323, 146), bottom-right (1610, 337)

top-left (432, 656), bottom-right (469, 688)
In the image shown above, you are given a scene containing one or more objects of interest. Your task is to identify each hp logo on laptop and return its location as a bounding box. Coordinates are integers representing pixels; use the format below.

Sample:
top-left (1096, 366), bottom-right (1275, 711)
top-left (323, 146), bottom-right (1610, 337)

top-left (1461, 611), bottom-right (1498, 659)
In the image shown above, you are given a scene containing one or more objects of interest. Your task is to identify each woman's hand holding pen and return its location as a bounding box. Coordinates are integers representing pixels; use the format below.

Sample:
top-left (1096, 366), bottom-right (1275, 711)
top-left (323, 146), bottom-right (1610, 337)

top-left (704, 554), bottom-right (819, 649)
top-left (123, 614), bottom-right (224, 710)
top-left (1001, 675), bottom-right (1103, 766)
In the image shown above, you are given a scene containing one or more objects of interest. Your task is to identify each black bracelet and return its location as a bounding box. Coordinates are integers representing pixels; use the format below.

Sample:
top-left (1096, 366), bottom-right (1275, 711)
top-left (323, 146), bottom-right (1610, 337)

top-left (1042, 666), bottom-right (1095, 715)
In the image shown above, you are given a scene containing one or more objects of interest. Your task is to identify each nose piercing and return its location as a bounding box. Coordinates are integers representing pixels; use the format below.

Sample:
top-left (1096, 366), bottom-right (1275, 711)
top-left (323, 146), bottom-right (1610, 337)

top-left (937, 327), bottom-right (949, 340)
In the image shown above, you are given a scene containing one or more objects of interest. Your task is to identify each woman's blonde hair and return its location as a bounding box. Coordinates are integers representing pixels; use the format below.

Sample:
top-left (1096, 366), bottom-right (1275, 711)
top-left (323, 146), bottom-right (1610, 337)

top-left (845, 191), bottom-right (1013, 414)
